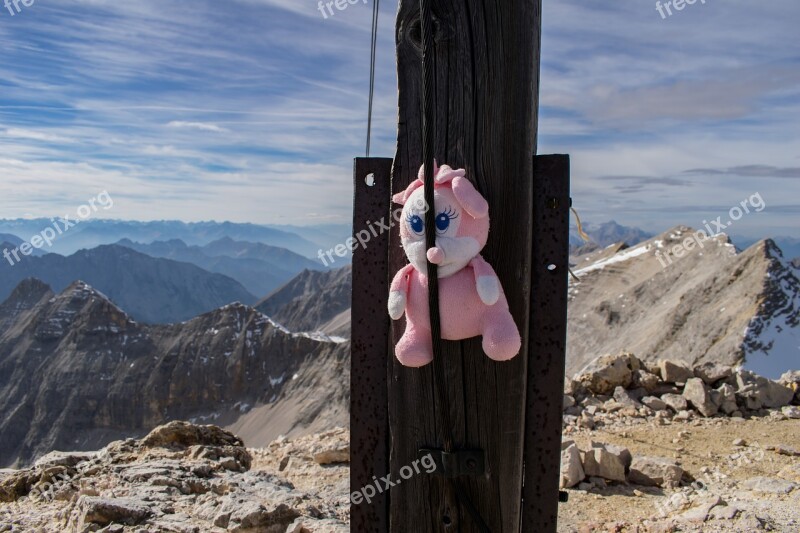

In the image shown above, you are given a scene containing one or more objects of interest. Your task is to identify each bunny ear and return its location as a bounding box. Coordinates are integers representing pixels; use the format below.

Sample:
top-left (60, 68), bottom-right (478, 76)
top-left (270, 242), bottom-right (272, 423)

top-left (451, 176), bottom-right (489, 219)
top-left (417, 160), bottom-right (440, 182)
top-left (434, 164), bottom-right (467, 185)
top-left (392, 179), bottom-right (424, 205)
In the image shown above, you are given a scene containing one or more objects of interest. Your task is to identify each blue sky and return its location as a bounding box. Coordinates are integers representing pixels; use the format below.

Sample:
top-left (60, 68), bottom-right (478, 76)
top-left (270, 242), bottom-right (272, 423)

top-left (0, 0), bottom-right (798, 239)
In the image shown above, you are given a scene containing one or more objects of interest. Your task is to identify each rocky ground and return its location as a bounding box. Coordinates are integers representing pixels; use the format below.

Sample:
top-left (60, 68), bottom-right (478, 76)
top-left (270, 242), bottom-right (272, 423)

top-left (558, 354), bottom-right (800, 532)
top-left (558, 413), bottom-right (800, 532)
top-left (1, 355), bottom-right (798, 532)
top-left (0, 422), bottom-right (350, 532)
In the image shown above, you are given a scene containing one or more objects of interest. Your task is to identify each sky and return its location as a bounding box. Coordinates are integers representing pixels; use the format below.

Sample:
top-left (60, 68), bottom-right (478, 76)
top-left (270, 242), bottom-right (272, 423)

top-left (0, 0), bottom-right (798, 239)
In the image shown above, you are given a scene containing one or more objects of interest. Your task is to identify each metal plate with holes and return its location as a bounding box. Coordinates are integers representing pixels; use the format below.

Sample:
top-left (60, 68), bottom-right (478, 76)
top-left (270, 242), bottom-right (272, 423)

top-left (350, 157), bottom-right (393, 532)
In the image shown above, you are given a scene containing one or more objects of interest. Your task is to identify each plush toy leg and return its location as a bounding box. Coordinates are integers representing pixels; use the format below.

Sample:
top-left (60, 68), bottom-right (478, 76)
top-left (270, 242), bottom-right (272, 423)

top-left (394, 323), bottom-right (434, 367)
top-left (481, 308), bottom-right (521, 362)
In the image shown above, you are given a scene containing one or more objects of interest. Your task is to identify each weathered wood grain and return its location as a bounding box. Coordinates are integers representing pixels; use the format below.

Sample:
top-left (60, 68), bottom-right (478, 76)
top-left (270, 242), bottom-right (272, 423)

top-left (389, 1), bottom-right (542, 530)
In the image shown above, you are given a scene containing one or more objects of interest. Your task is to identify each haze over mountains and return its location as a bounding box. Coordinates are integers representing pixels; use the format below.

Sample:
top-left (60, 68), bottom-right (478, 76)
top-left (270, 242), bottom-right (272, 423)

top-left (117, 237), bottom-right (323, 297)
top-left (0, 219), bottom-right (350, 261)
top-left (0, 245), bottom-right (256, 324)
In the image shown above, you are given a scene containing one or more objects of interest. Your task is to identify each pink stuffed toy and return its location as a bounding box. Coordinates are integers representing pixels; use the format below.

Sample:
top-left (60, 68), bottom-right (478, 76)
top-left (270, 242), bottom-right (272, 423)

top-left (388, 163), bottom-right (521, 367)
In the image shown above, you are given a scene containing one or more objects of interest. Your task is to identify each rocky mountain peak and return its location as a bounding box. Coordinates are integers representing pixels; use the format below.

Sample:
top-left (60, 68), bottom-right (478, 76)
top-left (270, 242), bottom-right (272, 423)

top-left (0, 278), bottom-right (52, 313)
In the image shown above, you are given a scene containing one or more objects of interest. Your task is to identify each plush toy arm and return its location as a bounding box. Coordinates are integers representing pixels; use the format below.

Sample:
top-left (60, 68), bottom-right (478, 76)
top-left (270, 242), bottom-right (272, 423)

top-left (388, 264), bottom-right (414, 320)
top-left (470, 256), bottom-right (501, 306)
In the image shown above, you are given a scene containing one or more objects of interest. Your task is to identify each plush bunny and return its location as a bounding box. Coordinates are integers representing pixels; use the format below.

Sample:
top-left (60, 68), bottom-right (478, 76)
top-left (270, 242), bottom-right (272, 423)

top-left (388, 162), bottom-right (521, 367)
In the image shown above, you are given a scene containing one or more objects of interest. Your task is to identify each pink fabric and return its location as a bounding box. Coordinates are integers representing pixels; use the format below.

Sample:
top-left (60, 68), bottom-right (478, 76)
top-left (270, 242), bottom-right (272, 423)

top-left (389, 163), bottom-right (522, 367)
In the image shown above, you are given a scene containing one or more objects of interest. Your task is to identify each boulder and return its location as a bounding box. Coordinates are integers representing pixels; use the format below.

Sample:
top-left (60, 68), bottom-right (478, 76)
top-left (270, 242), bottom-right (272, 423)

top-left (743, 477), bottom-right (797, 494)
top-left (693, 362), bottom-right (732, 385)
top-left (581, 447), bottom-right (626, 482)
top-left (631, 370), bottom-right (660, 393)
top-left (613, 386), bottom-right (643, 409)
top-left (591, 442), bottom-right (631, 469)
top-left (661, 393), bottom-right (688, 412)
top-left (628, 456), bottom-right (683, 488)
top-left (782, 405), bottom-right (800, 419)
top-left (715, 383), bottom-right (739, 415)
top-left (227, 501), bottom-right (300, 533)
top-left (735, 370), bottom-right (795, 409)
top-left (641, 396), bottom-right (668, 411)
top-left (573, 353), bottom-right (641, 395)
top-left (75, 496), bottom-right (153, 527)
top-left (683, 378), bottom-right (718, 417)
top-left (141, 421), bottom-right (244, 449)
top-left (658, 360), bottom-right (694, 384)
top-left (563, 395), bottom-right (576, 410)
top-left (560, 444), bottom-right (585, 489)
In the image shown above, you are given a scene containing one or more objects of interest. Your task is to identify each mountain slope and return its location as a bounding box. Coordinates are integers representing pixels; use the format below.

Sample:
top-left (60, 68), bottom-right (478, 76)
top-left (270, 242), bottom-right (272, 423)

top-left (567, 227), bottom-right (799, 379)
top-left (0, 244), bottom-right (256, 324)
top-left (256, 265), bottom-right (351, 337)
top-left (117, 237), bottom-right (323, 297)
top-left (0, 280), bottom-right (348, 467)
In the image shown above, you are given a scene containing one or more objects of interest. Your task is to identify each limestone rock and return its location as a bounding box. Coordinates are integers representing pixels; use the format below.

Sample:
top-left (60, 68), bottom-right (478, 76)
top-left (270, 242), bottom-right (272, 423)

top-left (661, 393), bottom-right (688, 412)
top-left (715, 383), bottom-right (739, 415)
top-left (781, 405), bottom-right (800, 419)
top-left (658, 360), bottom-right (694, 384)
top-left (628, 456), bottom-right (683, 488)
top-left (631, 370), bottom-right (660, 393)
top-left (74, 496), bottom-right (153, 527)
top-left (743, 477), bottom-right (797, 494)
top-left (735, 370), bottom-right (795, 409)
top-left (694, 362), bottom-right (733, 385)
top-left (581, 447), bottom-right (626, 482)
top-left (574, 353), bottom-right (641, 395)
top-left (560, 444), bottom-right (585, 489)
top-left (613, 386), bottom-right (643, 409)
top-left (641, 396), bottom-right (667, 411)
top-left (683, 378), bottom-right (718, 417)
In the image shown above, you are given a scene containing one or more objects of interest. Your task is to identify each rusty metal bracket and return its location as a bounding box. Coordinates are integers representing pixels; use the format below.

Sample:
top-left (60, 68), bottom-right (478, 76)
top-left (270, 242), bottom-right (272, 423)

top-left (418, 448), bottom-right (486, 478)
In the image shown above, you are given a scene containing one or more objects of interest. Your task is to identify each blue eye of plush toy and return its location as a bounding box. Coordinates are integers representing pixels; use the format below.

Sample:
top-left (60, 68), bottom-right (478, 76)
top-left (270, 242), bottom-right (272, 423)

top-left (407, 213), bottom-right (424, 234)
top-left (435, 207), bottom-right (459, 233)
top-left (436, 213), bottom-right (450, 231)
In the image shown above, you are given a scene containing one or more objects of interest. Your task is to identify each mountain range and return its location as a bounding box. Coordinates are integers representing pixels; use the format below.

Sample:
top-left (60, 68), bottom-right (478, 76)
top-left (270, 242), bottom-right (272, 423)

top-left (570, 220), bottom-right (653, 249)
top-left (0, 277), bottom-right (348, 468)
top-left (0, 219), bottom-right (350, 260)
top-left (116, 237), bottom-right (324, 297)
top-left (0, 245), bottom-right (256, 324)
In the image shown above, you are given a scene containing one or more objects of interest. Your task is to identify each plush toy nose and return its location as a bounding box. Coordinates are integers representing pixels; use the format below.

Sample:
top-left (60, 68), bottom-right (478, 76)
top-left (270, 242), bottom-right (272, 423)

top-left (426, 247), bottom-right (445, 264)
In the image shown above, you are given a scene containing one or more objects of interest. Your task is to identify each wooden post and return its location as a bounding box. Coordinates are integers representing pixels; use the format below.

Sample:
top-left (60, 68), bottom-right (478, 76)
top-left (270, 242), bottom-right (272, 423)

top-left (388, 1), bottom-right (543, 531)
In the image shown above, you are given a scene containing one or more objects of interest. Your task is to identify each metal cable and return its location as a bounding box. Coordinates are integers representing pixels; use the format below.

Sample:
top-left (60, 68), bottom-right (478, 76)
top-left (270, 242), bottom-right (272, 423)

top-left (366, 0), bottom-right (381, 157)
top-left (419, 2), bottom-right (490, 530)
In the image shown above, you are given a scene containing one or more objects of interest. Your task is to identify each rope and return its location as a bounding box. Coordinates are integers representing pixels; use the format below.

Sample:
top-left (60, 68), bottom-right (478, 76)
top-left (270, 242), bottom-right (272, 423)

top-left (366, 0), bottom-right (381, 157)
top-left (571, 207), bottom-right (591, 243)
top-left (419, 2), bottom-right (490, 531)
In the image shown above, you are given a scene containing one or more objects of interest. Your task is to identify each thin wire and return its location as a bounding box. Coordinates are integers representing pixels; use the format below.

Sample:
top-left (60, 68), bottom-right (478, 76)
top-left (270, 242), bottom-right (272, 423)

top-left (419, 2), bottom-right (489, 531)
top-left (366, 0), bottom-right (380, 157)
